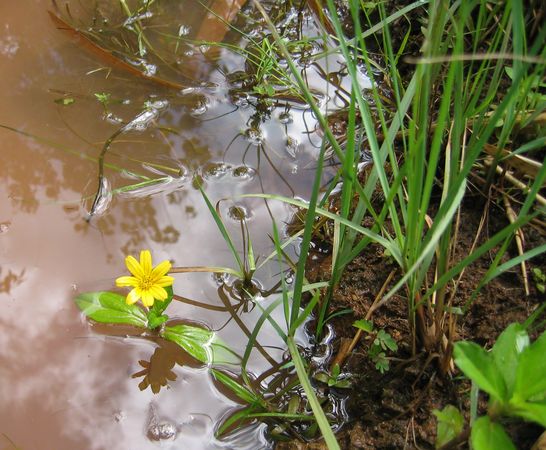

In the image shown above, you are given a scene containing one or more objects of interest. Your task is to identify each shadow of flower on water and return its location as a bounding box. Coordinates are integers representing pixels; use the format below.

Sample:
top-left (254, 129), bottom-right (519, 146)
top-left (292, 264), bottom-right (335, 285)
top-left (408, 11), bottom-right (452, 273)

top-left (132, 339), bottom-right (187, 394)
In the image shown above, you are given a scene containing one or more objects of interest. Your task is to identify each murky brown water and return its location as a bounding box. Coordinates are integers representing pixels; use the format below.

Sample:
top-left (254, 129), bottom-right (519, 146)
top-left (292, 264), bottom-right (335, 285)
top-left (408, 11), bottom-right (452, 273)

top-left (0, 1), bottom-right (358, 448)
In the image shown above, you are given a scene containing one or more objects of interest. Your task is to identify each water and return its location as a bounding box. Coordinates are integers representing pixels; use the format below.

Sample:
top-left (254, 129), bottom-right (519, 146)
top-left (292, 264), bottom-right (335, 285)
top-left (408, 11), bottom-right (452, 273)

top-left (0, 1), bottom-right (363, 448)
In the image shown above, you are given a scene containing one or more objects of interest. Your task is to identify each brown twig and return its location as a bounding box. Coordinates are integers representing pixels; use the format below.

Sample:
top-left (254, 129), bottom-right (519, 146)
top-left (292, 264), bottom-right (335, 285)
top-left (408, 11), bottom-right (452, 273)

top-left (503, 193), bottom-right (530, 295)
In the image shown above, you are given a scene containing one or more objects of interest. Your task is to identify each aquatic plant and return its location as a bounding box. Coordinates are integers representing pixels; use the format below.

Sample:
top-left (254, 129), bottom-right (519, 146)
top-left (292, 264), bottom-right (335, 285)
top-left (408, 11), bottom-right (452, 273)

top-left (75, 250), bottom-right (236, 362)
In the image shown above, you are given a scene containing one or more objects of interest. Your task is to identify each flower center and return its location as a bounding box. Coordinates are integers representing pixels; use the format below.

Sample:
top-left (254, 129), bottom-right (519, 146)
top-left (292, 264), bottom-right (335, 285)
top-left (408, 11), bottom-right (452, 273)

top-left (139, 276), bottom-right (154, 291)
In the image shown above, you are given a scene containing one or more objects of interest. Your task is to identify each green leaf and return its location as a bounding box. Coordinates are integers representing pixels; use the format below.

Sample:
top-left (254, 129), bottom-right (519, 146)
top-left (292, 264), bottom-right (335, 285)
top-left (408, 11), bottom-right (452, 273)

top-left (491, 323), bottom-right (529, 396)
top-left (514, 331), bottom-right (546, 401)
top-left (211, 369), bottom-right (259, 404)
top-left (353, 319), bottom-right (374, 333)
top-left (377, 329), bottom-right (398, 352)
top-left (75, 291), bottom-right (147, 327)
top-left (509, 399), bottom-right (546, 427)
top-left (433, 405), bottom-right (464, 449)
top-left (471, 416), bottom-right (516, 450)
top-left (162, 324), bottom-right (239, 365)
top-left (162, 324), bottom-right (214, 363)
top-left (146, 310), bottom-right (168, 330)
top-left (453, 341), bottom-right (506, 402)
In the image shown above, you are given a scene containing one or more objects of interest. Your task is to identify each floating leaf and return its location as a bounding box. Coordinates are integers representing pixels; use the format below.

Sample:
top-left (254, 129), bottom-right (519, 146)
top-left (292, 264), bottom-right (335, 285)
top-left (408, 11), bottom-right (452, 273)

top-left (433, 405), bottom-right (464, 449)
top-left (162, 324), bottom-right (213, 363)
top-left (75, 291), bottom-right (147, 327)
top-left (161, 324), bottom-right (239, 365)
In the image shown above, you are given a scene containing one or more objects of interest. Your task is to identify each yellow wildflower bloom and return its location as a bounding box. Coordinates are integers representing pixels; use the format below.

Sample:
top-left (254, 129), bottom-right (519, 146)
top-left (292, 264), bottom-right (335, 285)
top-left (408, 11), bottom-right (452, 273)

top-left (116, 250), bottom-right (174, 307)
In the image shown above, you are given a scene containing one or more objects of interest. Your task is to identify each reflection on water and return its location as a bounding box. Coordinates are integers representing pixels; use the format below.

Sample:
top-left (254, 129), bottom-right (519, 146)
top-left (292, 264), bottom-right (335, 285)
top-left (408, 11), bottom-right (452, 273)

top-left (0, 0), bottom-right (361, 448)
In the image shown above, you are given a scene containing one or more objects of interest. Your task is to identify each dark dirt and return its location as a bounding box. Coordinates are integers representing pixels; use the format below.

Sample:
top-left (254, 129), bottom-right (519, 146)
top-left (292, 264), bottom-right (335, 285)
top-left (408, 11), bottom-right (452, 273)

top-left (286, 192), bottom-right (546, 449)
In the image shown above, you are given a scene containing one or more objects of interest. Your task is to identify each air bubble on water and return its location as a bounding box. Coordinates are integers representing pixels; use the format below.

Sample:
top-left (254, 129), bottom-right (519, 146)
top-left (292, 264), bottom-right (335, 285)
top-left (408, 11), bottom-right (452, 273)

top-left (184, 49), bottom-right (194, 57)
top-left (232, 92), bottom-right (249, 108)
top-left (212, 272), bottom-right (229, 286)
top-left (231, 165), bottom-right (256, 181)
top-left (0, 222), bottom-right (10, 234)
top-left (113, 410), bottom-right (125, 423)
top-left (83, 176), bottom-right (112, 218)
top-left (148, 422), bottom-right (177, 441)
top-left (285, 136), bottom-right (300, 158)
top-left (278, 111), bottom-right (293, 124)
top-left (199, 44), bottom-right (210, 54)
top-left (284, 272), bottom-right (294, 284)
top-left (142, 61), bottom-right (157, 77)
top-left (243, 127), bottom-right (264, 145)
top-left (190, 97), bottom-right (208, 117)
top-left (227, 204), bottom-right (252, 221)
top-left (71, 283), bottom-right (78, 292)
top-left (104, 112), bottom-right (123, 125)
top-left (203, 162), bottom-right (231, 180)
top-left (123, 11), bottom-right (153, 27)
top-left (178, 24), bottom-right (191, 36)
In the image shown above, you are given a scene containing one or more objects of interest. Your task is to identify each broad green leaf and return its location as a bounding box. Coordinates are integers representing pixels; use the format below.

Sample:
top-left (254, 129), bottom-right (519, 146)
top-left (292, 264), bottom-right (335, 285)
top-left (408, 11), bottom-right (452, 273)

top-left (150, 285), bottom-right (173, 317)
top-left (162, 324), bottom-right (213, 363)
top-left (453, 341), bottom-right (506, 402)
top-left (146, 310), bottom-right (168, 330)
top-left (433, 405), bottom-right (464, 449)
top-left (509, 399), bottom-right (546, 427)
top-left (75, 291), bottom-right (147, 327)
top-left (353, 319), bottom-right (374, 333)
top-left (471, 416), bottom-right (515, 450)
top-left (491, 323), bottom-right (529, 396)
top-left (514, 331), bottom-right (546, 401)
top-left (162, 325), bottom-right (239, 365)
top-left (211, 369), bottom-right (259, 404)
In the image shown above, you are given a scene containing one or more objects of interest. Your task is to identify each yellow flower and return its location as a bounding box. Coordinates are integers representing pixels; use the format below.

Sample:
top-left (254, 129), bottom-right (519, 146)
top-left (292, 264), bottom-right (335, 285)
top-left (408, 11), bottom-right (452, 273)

top-left (116, 250), bottom-right (174, 307)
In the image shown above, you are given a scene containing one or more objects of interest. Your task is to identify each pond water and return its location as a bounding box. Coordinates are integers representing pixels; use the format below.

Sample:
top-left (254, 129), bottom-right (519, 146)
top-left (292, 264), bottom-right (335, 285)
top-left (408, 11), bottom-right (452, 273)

top-left (0, 1), bottom-right (363, 448)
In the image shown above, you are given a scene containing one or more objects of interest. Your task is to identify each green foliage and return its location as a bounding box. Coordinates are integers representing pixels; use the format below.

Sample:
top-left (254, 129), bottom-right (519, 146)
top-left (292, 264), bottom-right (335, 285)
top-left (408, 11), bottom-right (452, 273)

top-left (471, 416), bottom-right (516, 450)
top-left (75, 291), bottom-right (148, 327)
top-left (161, 324), bottom-right (214, 363)
top-left (450, 323), bottom-right (546, 449)
top-left (532, 268), bottom-right (546, 294)
top-left (433, 405), bottom-right (464, 449)
top-left (314, 364), bottom-right (352, 389)
top-left (353, 320), bottom-right (398, 373)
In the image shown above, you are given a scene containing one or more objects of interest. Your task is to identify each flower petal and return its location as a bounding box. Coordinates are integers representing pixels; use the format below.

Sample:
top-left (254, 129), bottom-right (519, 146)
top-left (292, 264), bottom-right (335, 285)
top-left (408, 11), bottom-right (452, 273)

top-left (151, 260), bottom-right (172, 280)
top-left (140, 250), bottom-right (153, 275)
top-left (149, 285), bottom-right (168, 300)
top-left (156, 275), bottom-right (174, 287)
top-left (115, 276), bottom-right (138, 287)
top-left (141, 291), bottom-right (155, 307)
top-left (126, 255), bottom-right (144, 278)
top-left (126, 288), bottom-right (141, 305)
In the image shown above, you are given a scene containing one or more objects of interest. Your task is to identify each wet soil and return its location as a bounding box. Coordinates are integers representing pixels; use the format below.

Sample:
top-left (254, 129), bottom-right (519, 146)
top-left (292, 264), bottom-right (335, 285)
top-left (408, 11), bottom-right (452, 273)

top-left (298, 193), bottom-right (546, 449)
